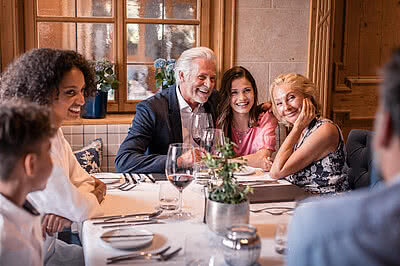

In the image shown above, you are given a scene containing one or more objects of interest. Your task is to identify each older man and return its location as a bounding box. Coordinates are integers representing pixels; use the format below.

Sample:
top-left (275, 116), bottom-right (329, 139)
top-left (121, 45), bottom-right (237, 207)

top-left (287, 49), bottom-right (400, 265)
top-left (115, 47), bottom-right (219, 173)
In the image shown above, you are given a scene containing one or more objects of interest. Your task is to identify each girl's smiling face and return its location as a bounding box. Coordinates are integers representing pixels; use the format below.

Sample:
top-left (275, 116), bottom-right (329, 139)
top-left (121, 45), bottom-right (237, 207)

top-left (230, 77), bottom-right (255, 115)
top-left (51, 67), bottom-right (85, 128)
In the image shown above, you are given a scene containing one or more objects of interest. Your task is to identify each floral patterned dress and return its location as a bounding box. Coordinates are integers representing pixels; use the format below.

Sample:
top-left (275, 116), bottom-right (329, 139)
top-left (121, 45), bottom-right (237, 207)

top-left (285, 118), bottom-right (350, 194)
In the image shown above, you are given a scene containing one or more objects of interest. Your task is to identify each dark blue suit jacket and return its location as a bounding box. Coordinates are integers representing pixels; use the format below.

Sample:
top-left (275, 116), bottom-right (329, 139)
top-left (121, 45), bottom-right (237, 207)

top-left (115, 85), bottom-right (219, 173)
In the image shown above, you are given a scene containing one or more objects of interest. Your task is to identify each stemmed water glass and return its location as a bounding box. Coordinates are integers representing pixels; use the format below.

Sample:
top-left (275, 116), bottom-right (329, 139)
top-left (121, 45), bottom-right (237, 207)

top-left (165, 143), bottom-right (195, 218)
top-left (191, 112), bottom-right (213, 147)
top-left (198, 129), bottom-right (225, 183)
top-left (200, 128), bottom-right (225, 155)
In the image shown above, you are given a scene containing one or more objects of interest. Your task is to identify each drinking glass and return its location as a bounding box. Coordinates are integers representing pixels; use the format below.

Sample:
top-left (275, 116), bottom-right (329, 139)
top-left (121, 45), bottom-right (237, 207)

top-left (165, 143), bottom-right (195, 218)
top-left (274, 223), bottom-right (288, 255)
top-left (158, 182), bottom-right (179, 211)
top-left (200, 128), bottom-right (225, 156)
top-left (191, 112), bottom-right (213, 147)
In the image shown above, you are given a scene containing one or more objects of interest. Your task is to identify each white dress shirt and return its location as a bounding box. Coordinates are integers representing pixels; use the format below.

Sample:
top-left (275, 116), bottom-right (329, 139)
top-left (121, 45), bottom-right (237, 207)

top-left (0, 194), bottom-right (43, 266)
top-left (28, 129), bottom-right (102, 264)
top-left (176, 85), bottom-right (206, 146)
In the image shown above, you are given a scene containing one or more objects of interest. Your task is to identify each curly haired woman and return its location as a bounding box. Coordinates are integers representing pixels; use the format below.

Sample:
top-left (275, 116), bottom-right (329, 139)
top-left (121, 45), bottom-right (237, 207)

top-left (0, 48), bottom-right (105, 266)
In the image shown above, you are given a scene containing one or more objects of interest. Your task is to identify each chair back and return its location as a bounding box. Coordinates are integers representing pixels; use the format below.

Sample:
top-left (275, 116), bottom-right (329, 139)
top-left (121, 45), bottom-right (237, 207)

top-left (345, 129), bottom-right (374, 189)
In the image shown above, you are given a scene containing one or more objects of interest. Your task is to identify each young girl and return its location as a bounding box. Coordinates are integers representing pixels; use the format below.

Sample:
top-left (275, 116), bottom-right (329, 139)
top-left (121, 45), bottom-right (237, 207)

top-left (217, 66), bottom-right (278, 169)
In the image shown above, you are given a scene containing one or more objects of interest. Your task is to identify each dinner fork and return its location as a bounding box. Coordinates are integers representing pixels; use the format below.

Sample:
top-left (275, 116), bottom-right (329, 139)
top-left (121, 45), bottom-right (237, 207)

top-left (116, 174), bottom-right (130, 189)
top-left (119, 174), bottom-right (136, 191)
top-left (107, 247), bottom-right (182, 264)
top-left (106, 246), bottom-right (171, 263)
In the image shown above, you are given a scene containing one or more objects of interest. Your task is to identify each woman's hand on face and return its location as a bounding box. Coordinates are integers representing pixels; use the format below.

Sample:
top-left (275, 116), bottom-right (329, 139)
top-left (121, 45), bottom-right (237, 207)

top-left (92, 177), bottom-right (106, 204)
top-left (42, 214), bottom-right (72, 239)
top-left (293, 98), bottom-right (316, 131)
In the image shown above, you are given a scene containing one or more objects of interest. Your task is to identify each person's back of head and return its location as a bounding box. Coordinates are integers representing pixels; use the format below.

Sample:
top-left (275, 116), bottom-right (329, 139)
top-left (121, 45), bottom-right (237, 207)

top-left (0, 101), bottom-right (56, 183)
top-left (381, 48), bottom-right (400, 136)
top-left (373, 48), bottom-right (400, 182)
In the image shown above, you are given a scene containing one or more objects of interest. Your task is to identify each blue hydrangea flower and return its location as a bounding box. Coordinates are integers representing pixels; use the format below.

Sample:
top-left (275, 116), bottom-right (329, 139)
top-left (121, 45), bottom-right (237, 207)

top-left (154, 58), bottom-right (167, 68)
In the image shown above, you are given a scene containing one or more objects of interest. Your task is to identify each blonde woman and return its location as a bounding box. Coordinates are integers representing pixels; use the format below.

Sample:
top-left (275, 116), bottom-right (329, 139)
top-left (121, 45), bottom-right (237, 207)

top-left (268, 73), bottom-right (349, 194)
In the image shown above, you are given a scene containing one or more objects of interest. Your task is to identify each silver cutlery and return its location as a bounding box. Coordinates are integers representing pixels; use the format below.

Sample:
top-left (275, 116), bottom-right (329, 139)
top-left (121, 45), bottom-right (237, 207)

top-left (101, 233), bottom-right (154, 239)
top-left (92, 209), bottom-right (162, 220)
top-left (144, 174), bottom-right (156, 183)
top-left (102, 209), bottom-right (163, 222)
top-left (250, 206), bottom-right (294, 213)
top-left (107, 247), bottom-right (182, 264)
top-left (102, 220), bottom-right (159, 229)
top-left (106, 246), bottom-right (171, 263)
top-left (263, 209), bottom-right (293, 216)
top-left (94, 217), bottom-right (154, 225)
top-left (118, 174), bottom-right (136, 191)
top-left (128, 173), bottom-right (138, 184)
top-left (116, 174), bottom-right (130, 189)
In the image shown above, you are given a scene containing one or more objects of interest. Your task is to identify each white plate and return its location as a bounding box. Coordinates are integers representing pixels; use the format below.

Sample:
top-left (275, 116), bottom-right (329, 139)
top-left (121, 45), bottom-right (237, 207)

top-left (100, 228), bottom-right (154, 250)
top-left (233, 166), bottom-right (256, 176)
top-left (92, 173), bottom-right (123, 187)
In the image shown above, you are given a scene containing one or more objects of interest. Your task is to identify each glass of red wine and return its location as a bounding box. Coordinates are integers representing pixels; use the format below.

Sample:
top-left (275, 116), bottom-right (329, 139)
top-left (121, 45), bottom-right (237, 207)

top-left (191, 113), bottom-right (213, 147)
top-left (165, 143), bottom-right (195, 218)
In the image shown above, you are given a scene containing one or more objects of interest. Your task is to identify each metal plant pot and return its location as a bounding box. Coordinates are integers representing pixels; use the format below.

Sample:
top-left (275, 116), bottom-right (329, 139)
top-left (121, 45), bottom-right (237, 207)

top-left (206, 199), bottom-right (250, 235)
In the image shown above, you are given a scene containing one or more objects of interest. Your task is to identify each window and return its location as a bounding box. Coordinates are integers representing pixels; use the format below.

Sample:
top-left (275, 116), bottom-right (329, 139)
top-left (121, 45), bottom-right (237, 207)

top-left (24, 0), bottom-right (210, 112)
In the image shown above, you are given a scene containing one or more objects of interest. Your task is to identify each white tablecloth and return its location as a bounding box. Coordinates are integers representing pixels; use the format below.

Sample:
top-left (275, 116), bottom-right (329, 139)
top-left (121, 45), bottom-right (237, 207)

top-left (82, 181), bottom-right (294, 266)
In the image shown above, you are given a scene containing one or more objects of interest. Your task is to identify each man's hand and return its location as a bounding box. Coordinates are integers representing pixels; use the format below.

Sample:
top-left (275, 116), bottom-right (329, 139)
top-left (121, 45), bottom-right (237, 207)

top-left (42, 214), bottom-right (72, 238)
top-left (177, 148), bottom-right (201, 168)
top-left (91, 177), bottom-right (106, 203)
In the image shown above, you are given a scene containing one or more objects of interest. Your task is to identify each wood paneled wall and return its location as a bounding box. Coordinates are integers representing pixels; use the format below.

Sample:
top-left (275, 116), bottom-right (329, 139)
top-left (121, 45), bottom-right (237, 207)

top-left (330, 0), bottom-right (400, 139)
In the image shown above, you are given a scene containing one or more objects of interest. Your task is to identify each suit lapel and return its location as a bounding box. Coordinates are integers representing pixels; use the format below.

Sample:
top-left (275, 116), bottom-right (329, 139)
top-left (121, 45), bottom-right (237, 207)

top-left (168, 85), bottom-right (183, 143)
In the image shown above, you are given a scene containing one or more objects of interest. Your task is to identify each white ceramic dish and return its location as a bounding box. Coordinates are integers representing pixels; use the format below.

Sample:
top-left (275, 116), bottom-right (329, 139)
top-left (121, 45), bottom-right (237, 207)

top-left (100, 228), bottom-right (154, 250)
top-left (92, 173), bottom-right (123, 188)
top-left (234, 166), bottom-right (256, 176)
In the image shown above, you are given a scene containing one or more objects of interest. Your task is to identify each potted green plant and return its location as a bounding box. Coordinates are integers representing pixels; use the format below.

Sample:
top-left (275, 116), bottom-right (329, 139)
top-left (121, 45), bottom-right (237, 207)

top-left (154, 58), bottom-right (176, 91)
top-left (204, 139), bottom-right (253, 235)
top-left (82, 59), bottom-right (119, 119)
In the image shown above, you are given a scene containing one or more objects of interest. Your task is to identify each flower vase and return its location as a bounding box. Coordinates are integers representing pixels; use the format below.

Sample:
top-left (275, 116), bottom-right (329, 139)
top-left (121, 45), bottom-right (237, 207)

top-left (81, 91), bottom-right (108, 119)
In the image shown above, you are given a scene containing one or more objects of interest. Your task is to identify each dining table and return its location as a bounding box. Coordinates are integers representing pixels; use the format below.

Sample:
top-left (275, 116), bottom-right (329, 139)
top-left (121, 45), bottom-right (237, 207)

top-left (82, 171), bottom-right (300, 266)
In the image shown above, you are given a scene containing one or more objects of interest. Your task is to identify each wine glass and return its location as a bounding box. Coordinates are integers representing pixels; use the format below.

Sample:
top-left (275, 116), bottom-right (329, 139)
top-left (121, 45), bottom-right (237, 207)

top-left (199, 129), bottom-right (225, 183)
top-left (165, 143), bottom-right (195, 218)
top-left (191, 112), bottom-right (213, 147)
top-left (200, 128), bottom-right (225, 155)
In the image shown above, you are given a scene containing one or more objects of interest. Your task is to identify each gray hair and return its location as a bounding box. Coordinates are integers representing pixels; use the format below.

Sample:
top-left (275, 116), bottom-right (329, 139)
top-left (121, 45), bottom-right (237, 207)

top-left (174, 47), bottom-right (217, 87)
